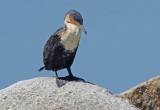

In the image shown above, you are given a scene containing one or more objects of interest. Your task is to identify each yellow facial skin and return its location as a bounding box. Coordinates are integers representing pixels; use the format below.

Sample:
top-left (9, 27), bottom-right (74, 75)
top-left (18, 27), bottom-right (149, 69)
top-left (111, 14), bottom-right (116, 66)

top-left (65, 13), bottom-right (87, 35)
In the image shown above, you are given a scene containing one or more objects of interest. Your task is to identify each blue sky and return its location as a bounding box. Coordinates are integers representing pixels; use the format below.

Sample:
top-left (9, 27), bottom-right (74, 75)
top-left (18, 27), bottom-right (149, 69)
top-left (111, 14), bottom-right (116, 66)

top-left (0, 1), bottom-right (160, 93)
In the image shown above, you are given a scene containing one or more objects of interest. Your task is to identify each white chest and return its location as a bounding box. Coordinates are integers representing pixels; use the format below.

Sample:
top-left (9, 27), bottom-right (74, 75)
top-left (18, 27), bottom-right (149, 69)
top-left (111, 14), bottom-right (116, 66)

top-left (60, 25), bottom-right (81, 52)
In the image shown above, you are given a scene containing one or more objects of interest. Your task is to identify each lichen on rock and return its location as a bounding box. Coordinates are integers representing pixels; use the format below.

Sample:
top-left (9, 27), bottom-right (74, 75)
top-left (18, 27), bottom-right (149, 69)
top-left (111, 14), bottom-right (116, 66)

top-left (121, 76), bottom-right (160, 110)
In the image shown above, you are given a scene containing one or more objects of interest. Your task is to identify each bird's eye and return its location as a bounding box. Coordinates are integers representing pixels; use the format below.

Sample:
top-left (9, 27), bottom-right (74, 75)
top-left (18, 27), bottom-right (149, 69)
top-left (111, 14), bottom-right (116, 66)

top-left (67, 21), bottom-right (70, 23)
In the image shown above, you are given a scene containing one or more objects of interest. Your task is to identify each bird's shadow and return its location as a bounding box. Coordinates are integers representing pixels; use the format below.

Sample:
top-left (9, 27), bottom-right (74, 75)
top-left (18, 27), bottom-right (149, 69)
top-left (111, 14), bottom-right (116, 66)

top-left (55, 75), bottom-right (94, 87)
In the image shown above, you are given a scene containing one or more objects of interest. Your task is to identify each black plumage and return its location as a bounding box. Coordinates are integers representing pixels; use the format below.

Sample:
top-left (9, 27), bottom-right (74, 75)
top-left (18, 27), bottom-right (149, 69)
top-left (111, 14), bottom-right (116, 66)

top-left (39, 28), bottom-right (78, 77)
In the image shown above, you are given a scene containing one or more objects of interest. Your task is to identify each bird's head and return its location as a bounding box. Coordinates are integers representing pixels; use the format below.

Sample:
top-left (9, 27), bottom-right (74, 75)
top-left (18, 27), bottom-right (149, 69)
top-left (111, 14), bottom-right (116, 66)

top-left (64, 9), bottom-right (87, 34)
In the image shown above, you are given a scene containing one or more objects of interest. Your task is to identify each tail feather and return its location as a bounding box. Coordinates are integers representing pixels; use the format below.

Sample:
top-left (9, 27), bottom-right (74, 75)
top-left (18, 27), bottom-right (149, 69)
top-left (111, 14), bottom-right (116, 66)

top-left (38, 66), bottom-right (45, 72)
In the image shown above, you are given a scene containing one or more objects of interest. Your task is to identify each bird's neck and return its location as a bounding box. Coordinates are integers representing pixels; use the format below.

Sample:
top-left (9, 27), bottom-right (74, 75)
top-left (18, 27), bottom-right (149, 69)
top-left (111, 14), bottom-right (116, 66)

top-left (60, 24), bottom-right (81, 52)
top-left (65, 23), bottom-right (80, 35)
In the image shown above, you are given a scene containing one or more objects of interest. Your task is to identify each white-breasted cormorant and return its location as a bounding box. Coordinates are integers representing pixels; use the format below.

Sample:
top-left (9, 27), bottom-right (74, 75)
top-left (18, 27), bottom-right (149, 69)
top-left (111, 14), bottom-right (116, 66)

top-left (39, 9), bottom-right (87, 79)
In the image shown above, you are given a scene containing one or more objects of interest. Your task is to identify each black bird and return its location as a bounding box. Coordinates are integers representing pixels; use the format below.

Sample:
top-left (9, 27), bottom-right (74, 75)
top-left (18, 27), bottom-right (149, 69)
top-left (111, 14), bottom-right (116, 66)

top-left (39, 9), bottom-right (87, 79)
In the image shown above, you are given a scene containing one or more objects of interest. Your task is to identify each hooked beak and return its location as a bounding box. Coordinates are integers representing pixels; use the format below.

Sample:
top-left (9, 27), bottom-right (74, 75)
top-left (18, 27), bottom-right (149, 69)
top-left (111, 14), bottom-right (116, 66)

top-left (80, 25), bottom-right (87, 35)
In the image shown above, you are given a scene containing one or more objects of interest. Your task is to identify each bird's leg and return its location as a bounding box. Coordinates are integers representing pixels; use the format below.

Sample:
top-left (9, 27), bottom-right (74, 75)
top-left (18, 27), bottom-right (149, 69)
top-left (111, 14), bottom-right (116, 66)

top-left (55, 71), bottom-right (59, 78)
top-left (67, 67), bottom-right (73, 77)
top-left (56, 67), bottom-right (85, 84)
top-left (66, 67), bottom-right (85, 81)
top-left (55, 70), bottom-right (68, 87)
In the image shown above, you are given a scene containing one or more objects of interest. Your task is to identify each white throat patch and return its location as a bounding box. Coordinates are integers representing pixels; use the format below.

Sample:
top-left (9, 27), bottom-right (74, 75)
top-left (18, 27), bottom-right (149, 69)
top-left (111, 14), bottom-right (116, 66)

top-left (61, 23), bottom-right (81, 52)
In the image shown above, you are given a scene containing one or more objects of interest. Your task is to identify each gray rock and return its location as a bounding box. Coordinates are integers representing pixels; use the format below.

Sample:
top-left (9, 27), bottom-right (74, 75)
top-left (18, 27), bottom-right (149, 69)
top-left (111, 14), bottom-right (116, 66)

top-left (0, 77), bottom-right (139, 110)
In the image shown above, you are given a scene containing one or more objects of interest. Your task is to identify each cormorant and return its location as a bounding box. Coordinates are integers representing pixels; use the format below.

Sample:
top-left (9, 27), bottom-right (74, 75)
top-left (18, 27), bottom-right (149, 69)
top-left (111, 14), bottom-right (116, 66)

top-left (39, 9), bottom-right (87, 79)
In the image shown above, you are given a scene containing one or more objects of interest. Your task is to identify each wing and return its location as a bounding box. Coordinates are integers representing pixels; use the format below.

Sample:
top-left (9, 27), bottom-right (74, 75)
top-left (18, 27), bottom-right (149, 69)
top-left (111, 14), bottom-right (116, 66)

top-left (43, 27), bottom-right (65, 68)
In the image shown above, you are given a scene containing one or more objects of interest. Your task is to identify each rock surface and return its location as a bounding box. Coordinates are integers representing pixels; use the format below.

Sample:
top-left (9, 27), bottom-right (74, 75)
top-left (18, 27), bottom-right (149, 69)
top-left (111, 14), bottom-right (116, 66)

top-left (0, 77), bottom-right (139, 110)
top-left (121, 76), bottom-right (160, 110)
